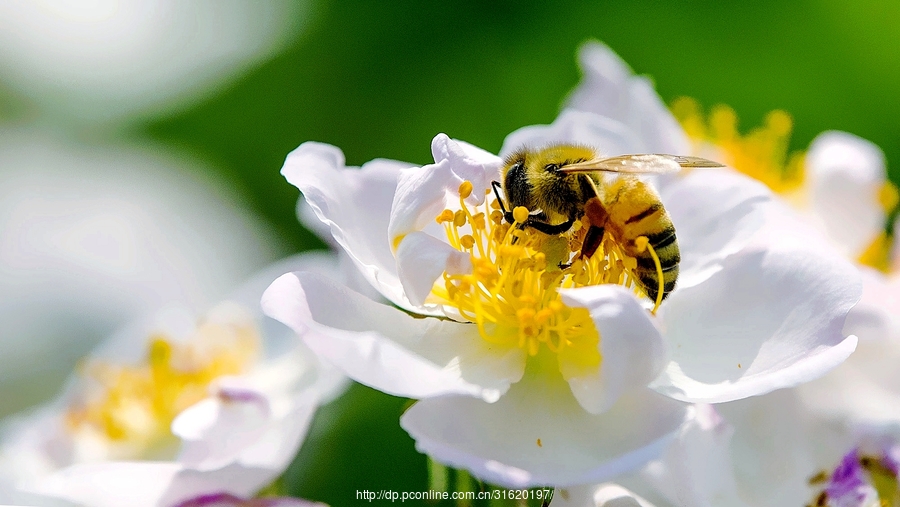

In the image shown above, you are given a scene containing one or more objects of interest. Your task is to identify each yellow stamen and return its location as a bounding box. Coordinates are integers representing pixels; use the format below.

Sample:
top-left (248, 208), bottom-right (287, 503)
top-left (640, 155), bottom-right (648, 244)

top-left (879, 181), bottom-right (900, 214)
top-left (458, 181), bottom-right (474, 199)
top-left (858, 231), bottom-right (895, 273)
top-left (672, 97), bottom-right (805, 195)
top-left (430, 181), bottom-right (664, 379)
top-left (513, 206), bottom-right (529, 224)
top-left (64, 308), bottom-right (259, 459)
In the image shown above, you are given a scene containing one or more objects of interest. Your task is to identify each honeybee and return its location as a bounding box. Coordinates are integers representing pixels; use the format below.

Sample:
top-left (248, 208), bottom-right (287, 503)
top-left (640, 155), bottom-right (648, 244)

top-left (492, 145), bottom-right (723, 302)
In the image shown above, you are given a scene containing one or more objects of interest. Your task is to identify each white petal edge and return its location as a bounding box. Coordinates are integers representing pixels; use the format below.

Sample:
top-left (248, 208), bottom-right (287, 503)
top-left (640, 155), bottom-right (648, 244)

top-left (559, 285), bottom-right (667, 414)
top-left (34, 461), bottom-right (280, 507)
top-left (401, 370), bottom-right (686, 488)
top-left (641, 405), bottom-right (747, 507)
top-left (280, 142), bottom-right (425, 313)
top-left (262, 271), bottom-right (525, 402)
top-left (551, 483), bottom-right (658, 507)
top-left (501, 109), bottom-right (644, 158)
top-left (658, 168), bottom-right (771, 290)
top-left (652, 242), bottom-right (861, 403)
top-left (395, 231), bottom-right (471, 308)
top-left (805, 131), bottom-right (888, 258)
top-left (564, 40), bottom-right (691, 155)
top-left (172, 384), bottom-right (317, 474)
top-left (388, 134), bottom-right (502, 246)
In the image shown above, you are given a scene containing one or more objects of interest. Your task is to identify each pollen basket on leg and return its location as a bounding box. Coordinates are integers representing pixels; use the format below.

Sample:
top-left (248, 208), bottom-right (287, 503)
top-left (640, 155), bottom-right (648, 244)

top-left (428, 181), bottom-right (659, 370)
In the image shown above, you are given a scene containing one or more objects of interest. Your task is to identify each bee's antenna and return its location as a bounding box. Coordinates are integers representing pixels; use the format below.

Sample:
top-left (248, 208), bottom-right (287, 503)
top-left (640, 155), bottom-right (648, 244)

top-left (491, 180), bottom-right (515, 224)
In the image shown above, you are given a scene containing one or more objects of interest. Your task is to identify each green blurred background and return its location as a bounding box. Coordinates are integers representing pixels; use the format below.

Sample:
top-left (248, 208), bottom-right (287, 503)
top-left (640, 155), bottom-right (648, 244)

top-left (147, 0), bottom-right (900, 255)
top-left (2, 1), bottom-right (899, 505)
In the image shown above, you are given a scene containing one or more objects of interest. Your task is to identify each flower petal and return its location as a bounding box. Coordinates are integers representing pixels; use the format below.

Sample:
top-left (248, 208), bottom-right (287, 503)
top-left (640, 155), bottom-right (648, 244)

top-left (280, 142), bottom-right (418, 311)
top-left (715, 390), bottom-right (830, 507)
top-left (388, 134), bottom-right (502, 246)
top-left (35, 461), bottom-right (282, 507)
top-left (565, 41), bottom-right (691, 154)
top-left (552, 483), bottom-right (658, 507)
top-left (400, 370), bottom-right (686, 488)
top-left (174, 493), bottom-right (326, 507)
top-left (651, 241), bottom-right (860, 403)
top-left (843, 267), bottom-right (900, 344)
top-left (172, 382), bottom-right (317, 474)
top-left (642, 405), bottom-right (746, 507)
top-left (559, 285), bottom-right (667, 414)
top-left (501, 109), bottom-right (643, 158)
top-left (659, 168), bottom-right (771, 289)
top-left (805, 131), bottom-right (888, 258)
top-left (795, 297), bottom-right (900, 427)
top-left (395, 231), bottom-right (471, 308)
top-left (35, 462), bottom-right (183, 507)
top-left (262, 272), bottom-right (525, 402)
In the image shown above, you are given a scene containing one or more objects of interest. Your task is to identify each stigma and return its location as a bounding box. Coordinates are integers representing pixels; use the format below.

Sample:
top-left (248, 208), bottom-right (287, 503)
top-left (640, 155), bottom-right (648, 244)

top-left (429, 181), bottom-right (659, 372)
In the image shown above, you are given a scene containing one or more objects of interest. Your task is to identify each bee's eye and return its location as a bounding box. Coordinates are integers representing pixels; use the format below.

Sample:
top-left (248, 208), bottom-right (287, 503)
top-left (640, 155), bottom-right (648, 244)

top-left (544, 163), bottom-right (559, 172)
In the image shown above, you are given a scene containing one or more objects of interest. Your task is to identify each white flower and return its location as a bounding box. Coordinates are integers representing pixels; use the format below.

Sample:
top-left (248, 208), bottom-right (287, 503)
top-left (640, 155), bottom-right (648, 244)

top-left (0, 254), bottom-right (345, 507)
top-left (628, 394), bottom-right (900, 507)
top-left (0, 129), bottom-right (282, 414)
top-left (263, 92), bottom-right (859, 486)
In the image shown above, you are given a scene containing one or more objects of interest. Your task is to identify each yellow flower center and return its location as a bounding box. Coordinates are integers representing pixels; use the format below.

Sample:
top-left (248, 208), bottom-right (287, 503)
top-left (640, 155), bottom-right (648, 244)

top-left (671, 97), bottom-right (805, 195)
top-left (673, 96), bottom-right (900, 273)
top-left (429, 182), bottom-right (660, 376)
top-left (65, 308), bottom-right (260, 459)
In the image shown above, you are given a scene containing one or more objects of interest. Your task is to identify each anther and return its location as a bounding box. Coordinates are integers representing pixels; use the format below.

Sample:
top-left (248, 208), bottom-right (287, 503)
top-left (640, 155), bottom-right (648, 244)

top-left (513, 206), bottom-right (529, 224)
top-left (453, 210), bottom-right (467, 228)
top-left (458, 181), bottom-right (473, 199)
top-left (436, 209), bottom-right (455, 224)
top-left (471, 212), bottom-right (486, 230)
top-left (460, 235), bottom-right (475, 249)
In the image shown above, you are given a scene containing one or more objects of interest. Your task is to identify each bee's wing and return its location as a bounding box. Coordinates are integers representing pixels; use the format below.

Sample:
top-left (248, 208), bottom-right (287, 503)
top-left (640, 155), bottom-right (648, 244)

top-left (558, 154), bottom-right (725, 174)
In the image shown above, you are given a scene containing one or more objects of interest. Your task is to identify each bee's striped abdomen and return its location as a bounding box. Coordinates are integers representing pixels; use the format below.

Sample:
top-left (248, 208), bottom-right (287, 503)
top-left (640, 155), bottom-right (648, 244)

top-left (613, 197), bottom-right (680, 302)
top-left (633, 227), bottom-right (680, 301)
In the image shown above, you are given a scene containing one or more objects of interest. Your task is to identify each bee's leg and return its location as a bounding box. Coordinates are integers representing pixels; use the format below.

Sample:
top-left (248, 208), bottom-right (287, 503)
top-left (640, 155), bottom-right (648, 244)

top-left (525, 217), bottom-right (574, 235)
top-left (580, 225), bottom-right (606, 258)
top-left (578, 196), bottom-right (610, 260)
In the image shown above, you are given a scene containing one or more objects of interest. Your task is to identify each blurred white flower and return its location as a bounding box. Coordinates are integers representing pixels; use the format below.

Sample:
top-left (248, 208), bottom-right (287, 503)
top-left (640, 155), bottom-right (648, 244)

top-left (0, 254), bottom-right (345, 507)
top-left (0, 0), bottom-right (307, 124)
top-left (261, 97), bottom-right (858, 487)
top-left (0, 128), bottom-right (281, 415)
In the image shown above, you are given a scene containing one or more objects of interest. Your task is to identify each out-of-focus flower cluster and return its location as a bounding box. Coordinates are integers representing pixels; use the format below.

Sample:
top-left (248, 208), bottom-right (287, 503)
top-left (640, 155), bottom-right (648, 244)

top-left (0, 17), bottom-right (896, 506)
